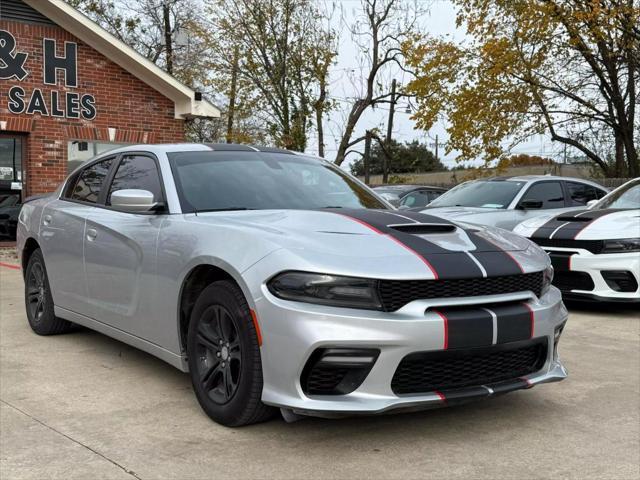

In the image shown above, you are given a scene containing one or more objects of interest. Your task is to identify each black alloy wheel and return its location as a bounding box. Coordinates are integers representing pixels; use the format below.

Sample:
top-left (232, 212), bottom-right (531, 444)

top-left (194, 305), bottom-right (242, 404)
top-left (24, 248), bottom-right (72, 335)
top-left (187, 280), bottom-right (276, 426)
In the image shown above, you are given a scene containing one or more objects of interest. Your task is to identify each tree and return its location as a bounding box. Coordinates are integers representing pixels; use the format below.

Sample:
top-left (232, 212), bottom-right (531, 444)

top-left (350, 139), bottom-right (445, 175)
top-left (333, 0), bottom-right (424, 166)
top-left (202, 0), bottom-right (337, 152)
top-left (404, 0), bottom-right (640, 177)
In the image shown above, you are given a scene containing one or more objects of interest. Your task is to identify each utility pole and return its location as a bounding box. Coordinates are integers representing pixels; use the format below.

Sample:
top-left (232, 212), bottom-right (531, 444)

top-left (383, 79), bottom-right (396, 184)
top-left (162, 2), bottom-right (173, 75)
top-left (226, 45), bottom-right (240, 144)
top-left (364, 130), bottom-right (372, 185)
top-left (435, 134), bottom-right (439, 163)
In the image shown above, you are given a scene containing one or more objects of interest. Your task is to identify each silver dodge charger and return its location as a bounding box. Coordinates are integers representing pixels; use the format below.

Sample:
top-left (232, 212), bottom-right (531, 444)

top-left (17, 144), bottom-right (568, 426)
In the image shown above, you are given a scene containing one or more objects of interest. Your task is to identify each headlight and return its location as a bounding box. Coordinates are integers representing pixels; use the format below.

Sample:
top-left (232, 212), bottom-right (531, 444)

top-left (540, 264), bottom-right (554, 297)
top-left (601, 238), bottom-right (640, 253)
top-left (267, 271), bottom-right (382, 310)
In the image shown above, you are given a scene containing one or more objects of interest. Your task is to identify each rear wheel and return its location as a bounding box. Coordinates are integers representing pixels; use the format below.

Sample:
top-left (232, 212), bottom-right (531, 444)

top-left (187, 280), bottom-right (276, 427)
top-left (24, 248), bottom-right (73, 335)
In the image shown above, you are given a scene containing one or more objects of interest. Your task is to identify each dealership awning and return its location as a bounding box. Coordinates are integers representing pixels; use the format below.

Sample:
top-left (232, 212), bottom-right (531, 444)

top-left (24, 0), bottom-right (220, 120)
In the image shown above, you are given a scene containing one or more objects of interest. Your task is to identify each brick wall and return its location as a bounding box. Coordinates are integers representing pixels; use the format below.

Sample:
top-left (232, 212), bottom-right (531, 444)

top-left (0, 20), bottom-right (186, 195)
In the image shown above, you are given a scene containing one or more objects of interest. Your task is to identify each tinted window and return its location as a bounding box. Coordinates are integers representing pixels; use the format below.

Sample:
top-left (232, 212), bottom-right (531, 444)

top-left (428, 190), bottom-right (443, 201)
top-left (69, 158), bottom-right (113, 204)
top-left (107, 155), bottom-right (163, 204)
top-left (521, 181), bottom-right (565, 209)
top-left (169, 151), bottom-right (386, 212)
top-left (429, 181), bottom-right (525, 209)
top-left (400, 190), bottom-right (430, 208)
top-left (566, 182), bottom-right (601, 206)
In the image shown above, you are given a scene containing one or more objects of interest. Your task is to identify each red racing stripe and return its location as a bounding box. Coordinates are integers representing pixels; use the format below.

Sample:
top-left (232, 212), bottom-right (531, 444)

top-left (0, 262), bottom-right (20, 270)
top-left (522, 302), bottom-right (535, 338)
top-left (433, 309), bottom-right (449, 349)
top-left (335, 212), bottom-right (439, 279)
top-left (434, 390), bottom-right (446, 402)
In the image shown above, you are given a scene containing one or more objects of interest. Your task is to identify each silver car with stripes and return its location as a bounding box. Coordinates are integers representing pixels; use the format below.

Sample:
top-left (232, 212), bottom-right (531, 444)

top-left (17, 144), bottom-right (567, 426)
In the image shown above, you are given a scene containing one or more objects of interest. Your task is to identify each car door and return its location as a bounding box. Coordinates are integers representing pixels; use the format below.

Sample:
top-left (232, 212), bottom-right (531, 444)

top-left (39, 157), bottom-right (115, 316)
top-left (83, 153), bottom-right (167, 339)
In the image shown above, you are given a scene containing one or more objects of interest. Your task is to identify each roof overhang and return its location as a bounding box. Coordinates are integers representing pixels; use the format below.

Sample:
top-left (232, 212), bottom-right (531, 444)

top-left (24, 0), bottom-right (220, 120)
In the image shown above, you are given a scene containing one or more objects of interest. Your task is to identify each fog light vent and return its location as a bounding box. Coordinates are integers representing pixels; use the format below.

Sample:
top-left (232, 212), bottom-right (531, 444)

top-left (602, 270), bottom-right (638, 292)
top-left (301, 348), bottom-right (379, 396)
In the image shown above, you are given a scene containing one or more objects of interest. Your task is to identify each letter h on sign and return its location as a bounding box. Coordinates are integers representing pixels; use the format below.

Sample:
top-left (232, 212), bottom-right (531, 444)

top-left (43, 38), bottom-right (77, 87)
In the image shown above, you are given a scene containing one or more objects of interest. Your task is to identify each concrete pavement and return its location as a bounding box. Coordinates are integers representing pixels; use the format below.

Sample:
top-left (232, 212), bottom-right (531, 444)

top-left (1, 265), bottom-right (639, 479)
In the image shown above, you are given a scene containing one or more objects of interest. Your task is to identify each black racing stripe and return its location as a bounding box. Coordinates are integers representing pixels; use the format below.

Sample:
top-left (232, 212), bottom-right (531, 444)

top-left (436, 307), bottom-right (494, 349)
top-left (393, 233), bottom-right (483, 278)
top-left (467, 232), bottom-right (524, 276)
top-left (548, 252), bottom-right (572, 272)
top-left (334, 209), bottom-right (484, 279)
top-left (491, 303), bottom-right (532, 344)
top-left (489, 378), bottom-right (529, 395)
top-left (551, 209), bottom-right (621, 240)
top-left (531, 209), bottom-right (588, 239)
top-left (381, 210), bottom-right (457, 225)
top-left (438, 386), bottom-right (489, 405)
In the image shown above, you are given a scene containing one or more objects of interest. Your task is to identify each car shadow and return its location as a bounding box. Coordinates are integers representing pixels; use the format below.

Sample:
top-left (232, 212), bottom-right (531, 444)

top-left (564, 299), bottom-right (638, 316)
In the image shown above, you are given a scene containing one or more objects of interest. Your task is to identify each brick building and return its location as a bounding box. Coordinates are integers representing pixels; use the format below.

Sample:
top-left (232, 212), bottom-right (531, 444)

top-left (0, 0), bottom-right (219, 200)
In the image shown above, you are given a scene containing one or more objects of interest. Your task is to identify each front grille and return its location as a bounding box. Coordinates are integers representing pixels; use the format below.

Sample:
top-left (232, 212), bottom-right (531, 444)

top-left (532, 238), bottom-right (604, 254)
top-left (378, 272), bottom-right (543, 311)
top-left (391, 340), bottom-right (547, 395)
top-left (554, 271), bottom-right (595, 291)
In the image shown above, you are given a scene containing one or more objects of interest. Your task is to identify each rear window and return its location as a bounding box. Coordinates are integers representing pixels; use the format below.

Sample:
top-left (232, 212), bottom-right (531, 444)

top-left (67, 158), bottom-right (113, 204)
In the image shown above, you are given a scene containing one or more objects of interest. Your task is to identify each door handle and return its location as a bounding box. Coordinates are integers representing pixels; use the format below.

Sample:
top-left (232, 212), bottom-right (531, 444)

top-left (43, 214), bottom-right (52, 225)
top-left (86, 228), bottom-right (98, 241)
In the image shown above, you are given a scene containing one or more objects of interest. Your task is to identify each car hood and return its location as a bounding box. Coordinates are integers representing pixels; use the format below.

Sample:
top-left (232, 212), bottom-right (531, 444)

top-left (188, 208), bottom-right (545, 280)
top-left (513, 208), bottom-right (640, 241)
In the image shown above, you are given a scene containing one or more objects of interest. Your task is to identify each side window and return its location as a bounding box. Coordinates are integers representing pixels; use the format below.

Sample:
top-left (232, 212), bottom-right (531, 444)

top-left (596, 187), bottom-right (607, 199)
top-left (401, 191), bottom-right (430, 208)
top-left (521, 181), bottom-right (565, 209)
top-left (68, 158), bottom-right (113, 204)
top-left (428, 190), bottom-right (443, 202)
top-left (107, 155), bottom-right (164, 205)
top-left (566, 181), bottom-right (599, 206)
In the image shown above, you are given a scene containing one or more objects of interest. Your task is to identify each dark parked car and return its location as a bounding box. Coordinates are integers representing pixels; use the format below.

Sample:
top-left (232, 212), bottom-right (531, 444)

top-left (0, 193), bottom-right (21, 240)
top-left (373, 185), bottom-right (447, 208)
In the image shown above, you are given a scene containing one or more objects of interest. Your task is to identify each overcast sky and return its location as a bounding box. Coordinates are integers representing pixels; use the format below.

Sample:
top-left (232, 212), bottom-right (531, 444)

top-left (312, 0), bottom-right (561, 171)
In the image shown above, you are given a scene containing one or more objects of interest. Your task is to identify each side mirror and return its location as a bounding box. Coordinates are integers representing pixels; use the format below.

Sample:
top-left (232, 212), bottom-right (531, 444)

top-left (110, 189), bottom-right (157, 213)
top-left (586, 199), bottom-right (598, 209)
top-left (518, 199), bottom-right (543, 210)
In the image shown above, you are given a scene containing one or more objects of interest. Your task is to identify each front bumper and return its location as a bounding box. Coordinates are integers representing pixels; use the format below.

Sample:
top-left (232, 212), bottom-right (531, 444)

top-left (546, 248), bottom-right (640, 302)
top-left (251, 280), bottom-right (568, 416)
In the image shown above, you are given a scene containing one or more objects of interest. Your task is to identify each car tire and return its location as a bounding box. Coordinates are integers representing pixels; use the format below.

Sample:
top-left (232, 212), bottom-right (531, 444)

top-left (187, 280), bottom-right (276, 427)
top-left (24, 248), bottom-right (73, 335)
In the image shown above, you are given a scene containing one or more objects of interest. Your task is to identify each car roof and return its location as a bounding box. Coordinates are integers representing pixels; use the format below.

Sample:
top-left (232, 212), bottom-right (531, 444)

top-left (477, 175), bottom-right (606, 188)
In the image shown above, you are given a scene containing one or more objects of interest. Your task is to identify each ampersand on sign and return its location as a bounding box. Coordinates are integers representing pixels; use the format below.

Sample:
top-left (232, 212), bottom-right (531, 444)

top-left (0, 30), bottom-right (28, 81)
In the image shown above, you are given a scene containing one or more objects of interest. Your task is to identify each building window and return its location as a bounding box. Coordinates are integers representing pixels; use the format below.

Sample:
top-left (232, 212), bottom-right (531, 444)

top-left (67, 141), bottom-right (129, 173)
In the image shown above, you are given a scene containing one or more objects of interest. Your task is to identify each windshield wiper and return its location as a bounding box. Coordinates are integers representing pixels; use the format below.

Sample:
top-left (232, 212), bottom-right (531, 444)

top-left (320, 206), bottom-right (343, 209)
top-left (194, 207), bottom-right (255, 214)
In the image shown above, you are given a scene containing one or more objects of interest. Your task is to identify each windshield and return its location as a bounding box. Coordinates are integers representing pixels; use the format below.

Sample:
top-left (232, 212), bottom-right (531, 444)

top-left (428, 180), bottom-right (525, 209)
top-left (594, 179), bottom-right (640, 209)
top-left (169, 151), bottom-right (388, 212)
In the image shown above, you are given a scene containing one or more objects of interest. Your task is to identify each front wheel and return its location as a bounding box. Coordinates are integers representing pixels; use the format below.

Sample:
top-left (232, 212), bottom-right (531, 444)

top-left (187, 280), bottom-right (276, 427)
top-left (24, 248), bottom-right (72, 335)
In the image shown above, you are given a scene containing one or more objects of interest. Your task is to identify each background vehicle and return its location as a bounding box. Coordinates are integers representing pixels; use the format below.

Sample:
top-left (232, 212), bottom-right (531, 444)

top-left (514, 178), bottom-right (640, 303)
top-left (418, 176), bottom-right (608, 230)
top-left (18, 144), bottom-right (567, 427)
top-left (373, 185), bottom-right (447, 208)
top-left (0, 193), bottom-right (21, 240)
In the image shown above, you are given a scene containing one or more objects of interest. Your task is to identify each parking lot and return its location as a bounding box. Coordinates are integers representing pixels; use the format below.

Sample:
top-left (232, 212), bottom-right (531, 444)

top-left (0, 264), bottom-right (638, 480)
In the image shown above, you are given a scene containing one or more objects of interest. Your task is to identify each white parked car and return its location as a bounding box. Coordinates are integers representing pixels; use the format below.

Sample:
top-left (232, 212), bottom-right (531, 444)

top-left (514, 178), bottom-right (640, 303)
top-left (419, 176), bottom-right (608, 230)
